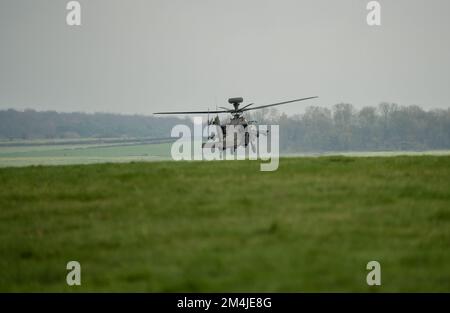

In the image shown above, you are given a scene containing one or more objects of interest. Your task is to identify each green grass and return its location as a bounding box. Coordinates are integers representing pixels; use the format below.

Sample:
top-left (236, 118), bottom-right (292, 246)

top-left (0, 156), bottom-right (449, 292)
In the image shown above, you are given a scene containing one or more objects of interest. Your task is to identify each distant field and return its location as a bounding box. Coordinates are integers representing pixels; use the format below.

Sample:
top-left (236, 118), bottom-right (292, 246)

top-left (0, 156), bottom-right (449, 292)
top-left (0, 142), bottom-right (172, 167)
top-left (2, 139), bottom-right (450, 167)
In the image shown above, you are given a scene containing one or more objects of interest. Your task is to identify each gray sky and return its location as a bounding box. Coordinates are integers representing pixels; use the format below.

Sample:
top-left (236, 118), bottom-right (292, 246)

top-left (1, 0), bottom-right (449, 115)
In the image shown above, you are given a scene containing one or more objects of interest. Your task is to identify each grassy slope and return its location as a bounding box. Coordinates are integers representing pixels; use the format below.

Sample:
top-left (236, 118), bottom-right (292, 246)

top-left (0, 156), bottom-right (449, 292)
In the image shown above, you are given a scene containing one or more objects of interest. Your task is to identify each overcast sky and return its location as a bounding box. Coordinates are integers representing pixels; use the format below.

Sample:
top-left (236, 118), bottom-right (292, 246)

top-left (1, 0), bottom-right (449, 115)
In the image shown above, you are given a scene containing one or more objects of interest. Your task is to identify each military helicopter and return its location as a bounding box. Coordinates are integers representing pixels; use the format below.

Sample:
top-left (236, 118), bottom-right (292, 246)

top-left (154, 96), bottom-right (318, 150)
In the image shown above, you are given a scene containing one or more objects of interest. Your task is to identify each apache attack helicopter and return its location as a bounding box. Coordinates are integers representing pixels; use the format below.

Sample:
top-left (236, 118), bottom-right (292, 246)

top-left (154, 96), bottom-right (318, 150)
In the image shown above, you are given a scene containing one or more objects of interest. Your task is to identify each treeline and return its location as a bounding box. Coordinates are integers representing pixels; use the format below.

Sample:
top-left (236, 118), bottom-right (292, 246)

top-left (250, 103), bottom-right (450, 152)
top-left (0, 109), bottom-right (186, 139)
top-left (1, 104), bottom-right (450, 152)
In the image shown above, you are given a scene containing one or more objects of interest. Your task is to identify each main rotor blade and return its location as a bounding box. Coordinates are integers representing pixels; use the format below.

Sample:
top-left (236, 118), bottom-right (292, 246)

top-left (154, 110), bottom-right (228, 115)
top-left (241, 96), bottom-right (318, 112)
top-left (237, 103), bottom-right (254, 112)
top-left (219, 106), bottom-right (232, 111)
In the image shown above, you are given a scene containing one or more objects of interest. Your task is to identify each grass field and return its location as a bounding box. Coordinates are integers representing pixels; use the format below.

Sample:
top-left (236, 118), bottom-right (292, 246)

top-left (0, 156), bottom-right (449, 292)
top-left (0, 142), bottom-right (172, 167)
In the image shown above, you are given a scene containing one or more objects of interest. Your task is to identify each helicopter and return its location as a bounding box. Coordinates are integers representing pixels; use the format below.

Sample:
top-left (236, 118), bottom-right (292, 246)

top-left (154, 96), bottom-right (318, 150)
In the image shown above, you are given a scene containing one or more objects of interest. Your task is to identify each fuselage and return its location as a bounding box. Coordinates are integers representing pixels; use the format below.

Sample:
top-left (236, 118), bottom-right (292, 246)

top-left (208, 115), bottom-right (254, 150)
